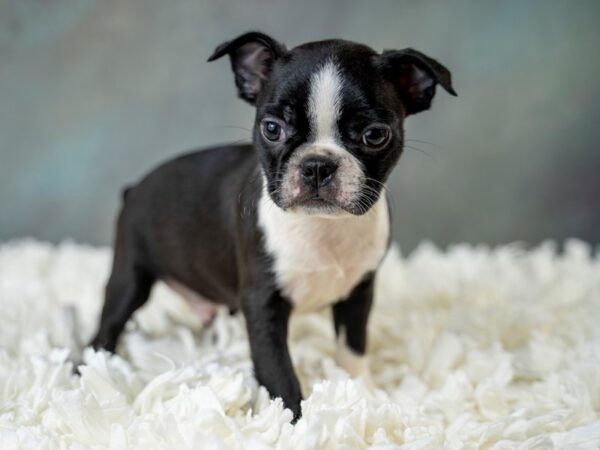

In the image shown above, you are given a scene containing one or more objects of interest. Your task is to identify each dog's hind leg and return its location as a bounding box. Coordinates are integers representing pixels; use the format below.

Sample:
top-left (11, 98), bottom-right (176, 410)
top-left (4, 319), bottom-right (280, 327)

top-left (90, 265), bottom-right (154, 352)
top-left (90, 221), bottom-right (155, 353)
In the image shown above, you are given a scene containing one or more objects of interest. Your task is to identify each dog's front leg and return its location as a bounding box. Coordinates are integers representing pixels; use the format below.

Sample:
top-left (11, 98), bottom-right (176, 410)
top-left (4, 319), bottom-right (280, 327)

top-left (332, 272), bottom-right (375, 388)
top-left (242, 287), bottom-right (302, 421)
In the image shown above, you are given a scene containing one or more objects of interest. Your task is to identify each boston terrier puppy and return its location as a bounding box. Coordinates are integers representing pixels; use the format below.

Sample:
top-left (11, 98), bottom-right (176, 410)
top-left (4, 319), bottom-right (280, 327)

top-left (90, 32), bottom-right (455, 420)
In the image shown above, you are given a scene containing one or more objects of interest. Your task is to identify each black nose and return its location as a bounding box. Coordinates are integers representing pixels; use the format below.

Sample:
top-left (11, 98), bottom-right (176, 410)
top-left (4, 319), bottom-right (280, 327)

top-left (300, 156), bottom-right (338, 188)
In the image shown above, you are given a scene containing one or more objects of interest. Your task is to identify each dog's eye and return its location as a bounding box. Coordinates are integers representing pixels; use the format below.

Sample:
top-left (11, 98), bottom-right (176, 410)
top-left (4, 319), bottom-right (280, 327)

top-left (261, 119), bottom-right (285, 142)
top-left (361, 125), bottom-right (391, 149)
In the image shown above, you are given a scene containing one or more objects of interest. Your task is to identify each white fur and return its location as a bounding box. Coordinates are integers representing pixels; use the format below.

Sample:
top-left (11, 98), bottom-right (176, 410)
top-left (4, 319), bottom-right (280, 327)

top-left (279, 59), bottom-right (366, 212)
top-left (336, 328), bottom-right (375, 389)
top-left (258, 188), bottom-right (390, 313)
top-left (279, 142), bottom-right (365, 209)
top-left (308, 60), bottom-right (343, 144)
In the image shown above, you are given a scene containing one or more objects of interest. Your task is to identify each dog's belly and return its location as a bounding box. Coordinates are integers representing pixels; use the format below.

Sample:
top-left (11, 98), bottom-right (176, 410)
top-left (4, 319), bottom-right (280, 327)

top-left (165, 279), bottom-right (218, 323)
top-left (259, 194), bottom-right (390, 313)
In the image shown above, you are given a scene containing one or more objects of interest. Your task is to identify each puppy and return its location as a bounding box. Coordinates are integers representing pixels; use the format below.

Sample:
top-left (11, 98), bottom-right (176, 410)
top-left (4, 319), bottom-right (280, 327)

top-left (90, 32), bottom-right (455, 420)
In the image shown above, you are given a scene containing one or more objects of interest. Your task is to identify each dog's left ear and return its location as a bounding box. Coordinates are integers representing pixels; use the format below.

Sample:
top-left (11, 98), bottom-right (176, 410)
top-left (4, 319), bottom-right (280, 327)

top-left (378, 48), bottom-right (457, 115)
top-left (208, 32), bottom-right (287, 105)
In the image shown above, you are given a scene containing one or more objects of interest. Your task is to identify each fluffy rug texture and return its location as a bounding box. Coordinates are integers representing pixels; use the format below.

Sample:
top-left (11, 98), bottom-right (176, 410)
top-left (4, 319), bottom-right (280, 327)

top-left (0, 240), bottom-right (599, 449)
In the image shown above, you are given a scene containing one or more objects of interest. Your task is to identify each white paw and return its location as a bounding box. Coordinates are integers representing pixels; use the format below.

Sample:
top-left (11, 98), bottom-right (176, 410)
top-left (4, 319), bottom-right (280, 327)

top-left (335, 332), bottom-right (376, 391)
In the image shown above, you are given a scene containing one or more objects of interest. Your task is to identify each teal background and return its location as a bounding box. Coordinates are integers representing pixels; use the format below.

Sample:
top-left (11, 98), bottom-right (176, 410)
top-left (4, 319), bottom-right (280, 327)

top-left (1, 0), bottom-right (599, 252)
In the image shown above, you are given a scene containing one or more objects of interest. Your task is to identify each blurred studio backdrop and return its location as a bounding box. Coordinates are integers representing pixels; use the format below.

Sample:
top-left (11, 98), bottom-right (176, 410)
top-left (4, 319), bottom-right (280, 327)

top-left (1, 0), bottom-right (599, 253)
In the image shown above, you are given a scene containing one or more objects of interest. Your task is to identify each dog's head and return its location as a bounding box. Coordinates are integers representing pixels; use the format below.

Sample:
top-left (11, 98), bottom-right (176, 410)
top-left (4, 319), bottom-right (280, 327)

top-left (209, 32), bottom-right (455, 216)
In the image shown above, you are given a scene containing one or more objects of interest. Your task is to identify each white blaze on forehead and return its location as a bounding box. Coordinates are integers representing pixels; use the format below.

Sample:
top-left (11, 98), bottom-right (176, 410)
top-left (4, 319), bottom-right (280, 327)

top-left (308, 60), bottom-right (343, 143)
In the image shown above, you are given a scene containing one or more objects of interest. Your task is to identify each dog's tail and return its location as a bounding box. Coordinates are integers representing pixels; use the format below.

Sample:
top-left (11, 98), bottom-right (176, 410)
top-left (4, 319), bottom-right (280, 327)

top-left (121, 185), bottom-right (132, 202)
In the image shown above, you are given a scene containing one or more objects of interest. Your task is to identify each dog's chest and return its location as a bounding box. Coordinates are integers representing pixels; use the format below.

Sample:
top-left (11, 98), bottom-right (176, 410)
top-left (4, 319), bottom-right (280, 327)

top-left (258, 196), bottom-right (389, 312)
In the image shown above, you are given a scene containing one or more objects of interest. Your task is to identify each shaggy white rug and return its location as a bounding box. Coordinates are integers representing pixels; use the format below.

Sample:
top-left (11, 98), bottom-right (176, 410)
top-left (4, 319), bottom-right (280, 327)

top-left (0, 240), bottom-right (599, 449)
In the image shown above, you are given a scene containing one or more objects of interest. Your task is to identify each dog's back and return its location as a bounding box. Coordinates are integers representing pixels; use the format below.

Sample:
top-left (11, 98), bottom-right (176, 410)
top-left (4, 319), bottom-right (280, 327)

top-left (114, 144), bottom-right (257, 309)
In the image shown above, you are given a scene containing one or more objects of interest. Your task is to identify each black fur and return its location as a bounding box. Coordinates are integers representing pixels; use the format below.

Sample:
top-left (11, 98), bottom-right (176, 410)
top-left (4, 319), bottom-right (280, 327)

top-left (333, 272), bottom-right (375, 355)
top-left (90, 32), bottom-right (455, 421)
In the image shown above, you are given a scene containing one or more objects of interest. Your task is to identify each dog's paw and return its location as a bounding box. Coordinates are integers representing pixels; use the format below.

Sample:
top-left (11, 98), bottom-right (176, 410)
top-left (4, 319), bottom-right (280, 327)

top-left (335, 344), bottom-right (377, 391)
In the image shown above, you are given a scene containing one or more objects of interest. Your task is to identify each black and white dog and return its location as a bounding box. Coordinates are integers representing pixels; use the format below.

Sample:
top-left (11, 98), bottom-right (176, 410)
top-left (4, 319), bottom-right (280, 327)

top-left (90, 32), bottom-right (455, 420)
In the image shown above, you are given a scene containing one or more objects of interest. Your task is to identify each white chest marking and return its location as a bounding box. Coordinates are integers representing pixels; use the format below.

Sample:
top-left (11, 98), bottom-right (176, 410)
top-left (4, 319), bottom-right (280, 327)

top-left (258, 192), bottom-right (390, 313)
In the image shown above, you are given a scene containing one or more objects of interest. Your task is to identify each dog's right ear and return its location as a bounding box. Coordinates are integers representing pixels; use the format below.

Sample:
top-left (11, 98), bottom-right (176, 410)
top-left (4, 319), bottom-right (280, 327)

top-left (208, 32), bottom-right (287, 105)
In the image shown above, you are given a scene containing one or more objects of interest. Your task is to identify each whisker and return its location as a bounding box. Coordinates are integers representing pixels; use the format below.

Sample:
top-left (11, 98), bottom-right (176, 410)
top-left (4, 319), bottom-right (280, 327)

top-left (361, 177), bottom-right (388, 190)
top-left (404, 145), bottom-right (434, 159)
top-left (227, 138), bottom-right (252, 146)
top-left (215, 125), bottom-right (253, 133)
top-left (405, 138), bottom-right (441, 149)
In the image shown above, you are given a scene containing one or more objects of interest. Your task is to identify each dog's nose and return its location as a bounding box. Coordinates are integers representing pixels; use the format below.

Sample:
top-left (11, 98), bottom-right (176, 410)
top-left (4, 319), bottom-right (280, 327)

top-left (300, 156), bottom-right (338, 188)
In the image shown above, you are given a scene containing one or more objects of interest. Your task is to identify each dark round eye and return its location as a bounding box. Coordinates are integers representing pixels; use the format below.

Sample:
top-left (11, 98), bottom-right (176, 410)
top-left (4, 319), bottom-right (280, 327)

top-left (261, 119), bottom-right (285, 142)
top-left (361, 125), bottom-right (391, 149)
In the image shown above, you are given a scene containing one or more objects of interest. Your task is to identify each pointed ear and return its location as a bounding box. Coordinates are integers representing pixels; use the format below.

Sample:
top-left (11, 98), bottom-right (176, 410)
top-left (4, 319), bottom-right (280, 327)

top-left (208, 32), bottom-right (287, 105)
top-left (379, 48), bottom-right (456, 115)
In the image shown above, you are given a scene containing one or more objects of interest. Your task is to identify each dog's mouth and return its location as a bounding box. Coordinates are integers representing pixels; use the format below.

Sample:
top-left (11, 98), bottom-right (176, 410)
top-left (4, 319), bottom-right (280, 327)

top-left (290, 192), bottom-right (332, 206)
top-left (267, 168), bottom-right (379, 216)
top-left (284, 192), bottom-right (350, 215)
top-left (298, 195), bottom-right (334, 207)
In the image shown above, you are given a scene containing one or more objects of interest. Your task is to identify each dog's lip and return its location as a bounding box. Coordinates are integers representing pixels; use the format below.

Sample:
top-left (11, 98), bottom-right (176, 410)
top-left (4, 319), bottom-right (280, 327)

top-left (284, 193), bottom-right (338, 210)
top-left (293, 193), bottom-right (333, 206)
top-left (296, 196), bottom-right (350, 216)
top-left (303, 197), bottom-right (331, 206)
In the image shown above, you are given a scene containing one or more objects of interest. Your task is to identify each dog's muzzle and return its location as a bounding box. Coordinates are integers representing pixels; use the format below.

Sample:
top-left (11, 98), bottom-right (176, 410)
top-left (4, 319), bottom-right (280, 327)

top-left (300, 155), bottom-right (338, 189)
